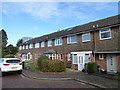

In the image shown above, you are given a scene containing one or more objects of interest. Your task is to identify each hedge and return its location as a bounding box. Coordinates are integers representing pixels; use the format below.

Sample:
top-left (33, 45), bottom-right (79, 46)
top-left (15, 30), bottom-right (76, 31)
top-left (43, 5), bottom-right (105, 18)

top-left (4, 54), bottom-right (15, 58)
top-left (37, 55), bottom-right (49, 72)
top-left (87, 62), bottom-right (98, 74)
top-left (37, 55), bottom-right (66, 72)
top-left (48, 60), bottom-right (66, 72)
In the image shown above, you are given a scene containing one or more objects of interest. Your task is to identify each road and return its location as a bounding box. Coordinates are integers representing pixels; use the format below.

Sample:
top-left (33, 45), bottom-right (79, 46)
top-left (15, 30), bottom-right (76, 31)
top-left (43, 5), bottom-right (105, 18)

top-left (1, 72), bottom-right (97, 88)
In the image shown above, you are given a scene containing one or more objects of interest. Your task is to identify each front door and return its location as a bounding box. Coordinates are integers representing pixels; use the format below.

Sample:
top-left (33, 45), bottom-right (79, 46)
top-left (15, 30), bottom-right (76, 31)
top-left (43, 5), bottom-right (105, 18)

top-left (78, 54), bottom-right (85, 71)
top-left (107, 54), bottom-right (117, 73)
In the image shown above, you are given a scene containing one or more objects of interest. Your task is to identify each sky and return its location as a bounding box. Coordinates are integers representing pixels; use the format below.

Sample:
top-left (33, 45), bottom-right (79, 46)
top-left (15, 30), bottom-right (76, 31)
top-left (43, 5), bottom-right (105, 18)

top-left (1, 1), bottom-right (119, 46)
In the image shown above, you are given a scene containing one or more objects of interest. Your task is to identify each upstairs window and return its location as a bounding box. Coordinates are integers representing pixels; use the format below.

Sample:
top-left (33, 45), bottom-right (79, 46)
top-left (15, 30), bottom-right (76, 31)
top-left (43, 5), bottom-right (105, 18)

top-left (26, 45), bottom-right (28, 49)
top-left (19, 46), bottom-right (22, 50)
top-left (35, 43), bottom-right (39, 48)
top-left (41, 42), bottom-right (45, 47)
top-left (48, 40), bottom-right (52, 47)
top-left (82, 33), bottom-right (91, 42)
top-left (100, 28), bottom-right (111, 40)
top-left (29, 44), bottom-right (33, 49)
top-left (67, 35), bottom-right (77, 44)
top-left (55, 38), bottom-right (62, 46)
top-left (23, 45), bottom-right (25, 49)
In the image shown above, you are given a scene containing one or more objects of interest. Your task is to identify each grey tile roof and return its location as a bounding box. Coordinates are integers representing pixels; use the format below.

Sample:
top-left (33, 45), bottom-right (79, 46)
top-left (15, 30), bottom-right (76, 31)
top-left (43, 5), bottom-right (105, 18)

top-left (22, 15), bottom-right (119, 45)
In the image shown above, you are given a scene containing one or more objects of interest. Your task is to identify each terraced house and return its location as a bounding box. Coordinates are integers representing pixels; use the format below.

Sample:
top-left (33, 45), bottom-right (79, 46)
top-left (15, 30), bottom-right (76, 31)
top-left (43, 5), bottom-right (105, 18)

top-left (18, 15), bottom-right (120, 73)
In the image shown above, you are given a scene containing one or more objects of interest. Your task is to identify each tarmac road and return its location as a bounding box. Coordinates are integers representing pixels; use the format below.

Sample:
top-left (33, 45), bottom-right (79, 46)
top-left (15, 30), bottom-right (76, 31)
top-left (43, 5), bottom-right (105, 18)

top-left (1, 72), bottom-right (97, 89)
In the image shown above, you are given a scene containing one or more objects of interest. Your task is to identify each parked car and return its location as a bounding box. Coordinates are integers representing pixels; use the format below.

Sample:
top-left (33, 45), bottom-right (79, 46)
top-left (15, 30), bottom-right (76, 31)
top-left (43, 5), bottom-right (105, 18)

top-left (0, 58), bottom-right (22, 76)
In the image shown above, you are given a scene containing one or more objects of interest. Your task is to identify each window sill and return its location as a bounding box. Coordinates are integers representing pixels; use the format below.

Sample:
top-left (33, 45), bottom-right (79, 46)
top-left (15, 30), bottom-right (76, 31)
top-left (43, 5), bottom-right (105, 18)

top-left (100, 37), bottom-right (111, 40)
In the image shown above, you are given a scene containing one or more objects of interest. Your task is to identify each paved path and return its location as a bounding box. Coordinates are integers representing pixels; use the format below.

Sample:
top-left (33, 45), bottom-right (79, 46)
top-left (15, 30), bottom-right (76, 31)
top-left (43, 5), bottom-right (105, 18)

top-left (23, 70), bottom-right (119, 88)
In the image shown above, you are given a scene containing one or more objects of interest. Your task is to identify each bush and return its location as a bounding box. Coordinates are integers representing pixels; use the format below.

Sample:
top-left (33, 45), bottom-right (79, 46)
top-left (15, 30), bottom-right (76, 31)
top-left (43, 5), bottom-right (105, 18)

top-left (4, 54), bottom-right (15, 58)
top-left (48, 60), bottom-right (66, 72)
top-left (37, 55), bottom-right (49, 72)
top-left (87, 62), bottom-right (98, 74)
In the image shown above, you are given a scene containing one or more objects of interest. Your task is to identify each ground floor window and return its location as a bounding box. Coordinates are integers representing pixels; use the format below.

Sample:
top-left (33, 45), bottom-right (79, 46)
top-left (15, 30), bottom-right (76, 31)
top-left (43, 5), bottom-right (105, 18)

top-left (99, 54), bottom-right (104, 60)
top-left (85, 54), bottom-right (90, 63)
top-left (73, 54), bottom-right (78, 64)
top-left (67, 53), bottom-right (72, 61)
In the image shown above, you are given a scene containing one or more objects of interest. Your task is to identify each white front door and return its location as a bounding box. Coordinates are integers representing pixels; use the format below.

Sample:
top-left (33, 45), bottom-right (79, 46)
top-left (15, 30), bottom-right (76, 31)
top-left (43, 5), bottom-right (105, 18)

top-left (78, 54), bottom-right (85, 71)
top-left (107, 54), bottom-right (117, 73)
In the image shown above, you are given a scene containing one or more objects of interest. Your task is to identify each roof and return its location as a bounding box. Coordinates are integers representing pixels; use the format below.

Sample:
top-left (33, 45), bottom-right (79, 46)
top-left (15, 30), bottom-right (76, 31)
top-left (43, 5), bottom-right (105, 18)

top-left (21, 15), bottom-right (120, 45)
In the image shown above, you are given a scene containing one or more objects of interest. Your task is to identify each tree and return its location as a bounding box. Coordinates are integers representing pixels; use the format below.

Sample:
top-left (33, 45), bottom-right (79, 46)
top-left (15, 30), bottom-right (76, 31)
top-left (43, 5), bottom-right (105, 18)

top-left (16, 39), bottom-right (23, 47)
top-left (5, 44), bottom-right (18, 55)
top-left (1, 29), bottom-right (8, 57)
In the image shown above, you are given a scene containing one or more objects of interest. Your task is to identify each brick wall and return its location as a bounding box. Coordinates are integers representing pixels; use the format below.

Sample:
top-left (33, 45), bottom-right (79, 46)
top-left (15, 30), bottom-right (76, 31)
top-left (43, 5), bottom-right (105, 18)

top-left (95, 54), bottom-right (107, 71)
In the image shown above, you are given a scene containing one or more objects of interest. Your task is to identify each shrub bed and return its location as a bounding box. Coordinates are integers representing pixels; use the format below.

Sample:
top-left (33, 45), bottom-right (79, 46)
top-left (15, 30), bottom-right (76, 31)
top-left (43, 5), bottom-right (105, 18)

top-left (37, 55), bottom-right (49, 72)
top-left (37, 55), bottom-right (66, 72)
top-left (87, 62), bottom-right (98, 74)
top-left (48, 60), bottom-right (66, 72)
top-left (4, 54), bottom-right (15, 58)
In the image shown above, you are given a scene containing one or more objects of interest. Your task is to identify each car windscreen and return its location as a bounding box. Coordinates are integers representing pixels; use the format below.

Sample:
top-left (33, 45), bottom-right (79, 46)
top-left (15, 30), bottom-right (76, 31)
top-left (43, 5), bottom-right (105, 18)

top-left (6, 60), bottom-right (20, 63)
top-left (0, 59), bottom-right (4, 63)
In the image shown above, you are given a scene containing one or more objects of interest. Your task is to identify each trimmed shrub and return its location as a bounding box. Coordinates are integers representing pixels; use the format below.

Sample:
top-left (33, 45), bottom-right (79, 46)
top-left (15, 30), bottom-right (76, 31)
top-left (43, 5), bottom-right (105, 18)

top-left (37, 55), bottom-right (49, 72)
top-left (48, 60), bottom-right (66, 72)
top-left (87, 62), bottom-right (98, 74)
top-left (4, 54), bottom-right (15, 58)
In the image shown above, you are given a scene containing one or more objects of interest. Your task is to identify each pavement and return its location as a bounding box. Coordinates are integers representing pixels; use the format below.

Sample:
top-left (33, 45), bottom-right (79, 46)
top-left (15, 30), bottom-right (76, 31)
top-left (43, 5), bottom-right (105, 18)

top-left (22, 69), bottom-right (119, 89)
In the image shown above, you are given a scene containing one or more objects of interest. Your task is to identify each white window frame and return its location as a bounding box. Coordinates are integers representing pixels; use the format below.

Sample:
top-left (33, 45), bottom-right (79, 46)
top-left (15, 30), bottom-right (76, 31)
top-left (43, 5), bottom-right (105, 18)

top-left (67, 35), bottom-right (77, 44)
top-left (100, 28), bottom-right (112, 40)
top-left (29, 44), bottom-right (33, 49)
top-left (72, 54), bottom-right (78, 64)
top-left (35, 43), bottom-right (39, 48)
top-left (19, 46), bottom-right (22, 50)
top-left (99, 54), bottom-right (104, 60)
top-left (82, 32), bottom-right (91, 42)
top-left (55, 38), bottom-right (62, 46)
top-left (48, 40), bottom-right (52, 47)
top-left (41, 42), bottom-right (45, 47)
top-left (26, 45), bottom-right (28, 49)
top-left (23, 45), bottom-right (25, 49)
top-left (67, 53), bottom-right (71, 61)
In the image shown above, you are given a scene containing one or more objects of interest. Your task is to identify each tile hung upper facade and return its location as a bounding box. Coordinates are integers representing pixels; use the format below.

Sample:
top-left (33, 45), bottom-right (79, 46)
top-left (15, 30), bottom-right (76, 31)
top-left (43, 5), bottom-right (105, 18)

top-left (18, 15), bottom-right (120, 73)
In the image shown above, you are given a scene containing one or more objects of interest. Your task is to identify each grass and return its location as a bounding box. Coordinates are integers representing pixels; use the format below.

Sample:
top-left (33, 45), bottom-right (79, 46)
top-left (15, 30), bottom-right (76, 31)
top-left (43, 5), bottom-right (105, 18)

top-left (113, 74), bottom-right (120, 80)
top-left (30, 65), bottom-right (39, 71)
top-left (65, 68), bottom-right (74, 71)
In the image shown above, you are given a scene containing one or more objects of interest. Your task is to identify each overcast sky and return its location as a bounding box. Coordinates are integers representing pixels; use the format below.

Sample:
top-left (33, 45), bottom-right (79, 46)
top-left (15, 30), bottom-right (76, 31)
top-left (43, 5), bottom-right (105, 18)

top-left (1, 1), bottom-right (119, 46)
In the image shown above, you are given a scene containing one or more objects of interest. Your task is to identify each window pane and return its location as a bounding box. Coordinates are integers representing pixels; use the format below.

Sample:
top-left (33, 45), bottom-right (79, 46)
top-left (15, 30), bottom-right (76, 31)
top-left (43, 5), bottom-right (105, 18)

top-left (82, 33), bottom-right (90, 42)
top-left (73, 54), bottom-right (78, 64)
top-left (35, 43), bottom-right (39, 48)
top-left (71, 36), bottom-right (76, 42)
top-left (41, 42), bottom-right (45, 47)
top-left (55, 38), bottom-right (62, 45)
top-left (30, 44), bottom-right (33, 48)
top-left (48, 40), bottom-right (52, 47)
top-left (101, 32), bottom-right (111, 39)
top-left (26, 45), bottom-right (28, 49)
top-left (85, 54), bottom-right (90, 63)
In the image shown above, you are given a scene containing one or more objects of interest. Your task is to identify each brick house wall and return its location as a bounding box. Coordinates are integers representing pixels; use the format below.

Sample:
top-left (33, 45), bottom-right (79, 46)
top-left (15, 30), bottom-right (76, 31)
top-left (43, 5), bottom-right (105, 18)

top-left (18, 15), bottom-right (120, 72)
top-left (94, 26), bottom-right (119, 51)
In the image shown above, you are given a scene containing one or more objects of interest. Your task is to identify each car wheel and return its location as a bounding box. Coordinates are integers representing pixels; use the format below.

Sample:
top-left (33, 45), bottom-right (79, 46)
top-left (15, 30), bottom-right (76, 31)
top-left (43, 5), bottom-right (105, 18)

top-left (17, 70), bottom-right (22, 74)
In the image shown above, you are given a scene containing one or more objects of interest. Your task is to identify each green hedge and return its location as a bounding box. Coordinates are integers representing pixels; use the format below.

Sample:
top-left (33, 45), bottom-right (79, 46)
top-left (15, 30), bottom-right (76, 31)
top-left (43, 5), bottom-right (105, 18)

top-left (48, 60), bottom-right (66, 72)
top-left (37, 55), bottom-right (49, 72)
top-left (87, 62), bottom-right (98, 74)
top-left (4, 54), bottom-right (15, 58)
top-left (37, 55), bottom-right (66, 72)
